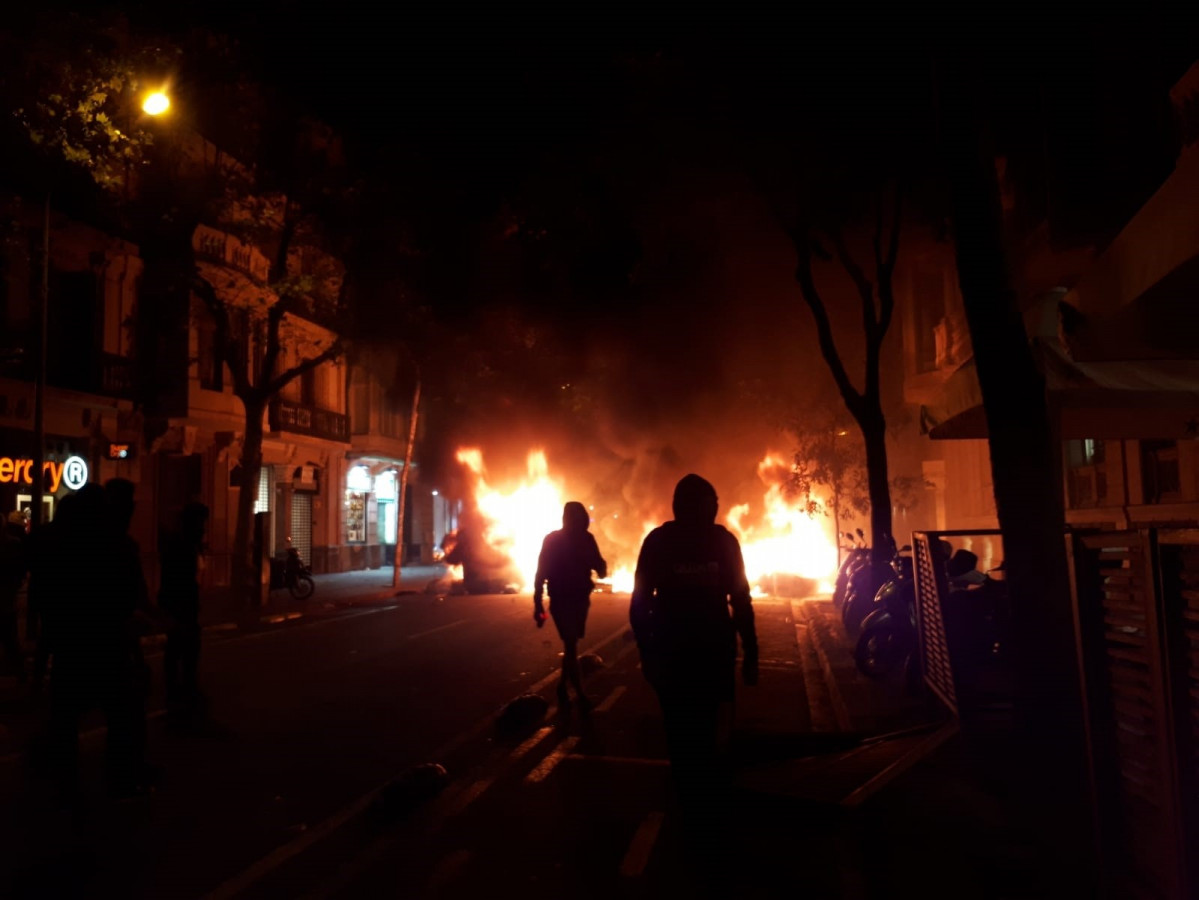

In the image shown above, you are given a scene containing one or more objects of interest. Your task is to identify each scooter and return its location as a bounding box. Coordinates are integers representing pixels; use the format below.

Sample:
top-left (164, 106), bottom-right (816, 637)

top-left (282, 545), bottom-right (315, 600)
top-left (841, 534), bottom-right (899, 633)
top-left (854, 549), bottom-right (915, 678)
top-left (832, 530), bottom-right (871, 610)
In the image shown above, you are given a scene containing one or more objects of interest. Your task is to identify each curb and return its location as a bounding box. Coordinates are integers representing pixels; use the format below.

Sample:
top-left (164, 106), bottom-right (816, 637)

top-left (797, 601), bottom-right (852, 732)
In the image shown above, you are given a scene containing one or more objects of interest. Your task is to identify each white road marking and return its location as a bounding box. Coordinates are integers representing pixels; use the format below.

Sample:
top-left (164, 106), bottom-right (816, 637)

top-left (619, 811), bottom-right (665, 878)
top-left (404, 619), bottom-right (467, 641)
top-left (524, 736), bottom-right (580, 784)
top-left (595, 684), bottom-right (627, 712)
top-left (563, 754), bottom-right (669, 768)
top-left (201, 620), bottom-right (633, 898)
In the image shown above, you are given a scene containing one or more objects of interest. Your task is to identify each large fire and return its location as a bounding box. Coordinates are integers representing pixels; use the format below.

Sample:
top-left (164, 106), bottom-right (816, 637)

top-left (451, 448), bottom-right (839, 597)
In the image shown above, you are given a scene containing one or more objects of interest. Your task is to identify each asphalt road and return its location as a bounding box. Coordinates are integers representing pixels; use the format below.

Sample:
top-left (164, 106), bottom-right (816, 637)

top-left (2, 590), bottom-right (813, 899)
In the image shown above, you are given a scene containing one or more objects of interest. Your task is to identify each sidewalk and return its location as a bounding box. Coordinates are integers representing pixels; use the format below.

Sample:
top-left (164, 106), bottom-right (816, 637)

top-left (721, 596), bottom-right (1050, 898)
top-left (193, 564), bottom-right (452, 631)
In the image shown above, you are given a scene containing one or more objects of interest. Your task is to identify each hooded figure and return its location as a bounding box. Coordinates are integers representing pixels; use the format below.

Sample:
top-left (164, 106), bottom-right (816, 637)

top-left (629, 474), bottom-right (758, 834)
top-left (533, 501), bottom-right (607, 708)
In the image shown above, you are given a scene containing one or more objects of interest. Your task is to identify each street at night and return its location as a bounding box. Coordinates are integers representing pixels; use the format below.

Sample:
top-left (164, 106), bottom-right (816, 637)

top-left (4, 576), bottom-right (840, 898)
top-left (3, 5), bottom-right (1199, 898)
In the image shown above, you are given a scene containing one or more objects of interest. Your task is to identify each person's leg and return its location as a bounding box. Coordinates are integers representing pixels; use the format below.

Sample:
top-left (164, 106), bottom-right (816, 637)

top-left (0, 610), bottom-right (23, 680)
top-left (562, 636), bottom-right (584, 699)
top-left (181, 621), bottom-right (201, 700)
top-left (164, 627), bottom-right (180, 703)
top-left (47, 659), bottom-right (87, 792)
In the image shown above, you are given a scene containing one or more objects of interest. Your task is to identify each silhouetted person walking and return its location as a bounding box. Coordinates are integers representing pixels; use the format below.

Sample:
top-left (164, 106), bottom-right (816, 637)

top-left (44, 484), bottom-right (143, 798)
top-left (0, 511), bottom-right (27, 681)
top-left (533, 501), bottom-right (608, 709)
top-left (105, 478), bottom-right (156, 788)
top-left (630, 474), bottom-right (758, 861)
top-left (160, 502), bottom-right (209, 712)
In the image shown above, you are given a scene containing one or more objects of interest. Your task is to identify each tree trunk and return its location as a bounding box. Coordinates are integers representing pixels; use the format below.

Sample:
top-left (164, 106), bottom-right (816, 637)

top-left (233, 396), bottom-right (266, 604)
top-left (858, 403), bottom-right (893, 560)
top-left (940, 58), bottom-right (1093, 887)
top-left (391, 379), bottom-right (421, 589)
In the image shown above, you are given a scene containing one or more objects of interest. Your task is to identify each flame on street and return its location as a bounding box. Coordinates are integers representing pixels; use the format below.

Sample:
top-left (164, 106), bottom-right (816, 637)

top-left (453, 448), bottom-right (839, 597)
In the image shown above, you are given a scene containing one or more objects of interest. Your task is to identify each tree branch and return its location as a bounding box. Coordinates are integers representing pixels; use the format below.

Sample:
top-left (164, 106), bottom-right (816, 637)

top-left (259, 296), bottom-right (293, 390)
top-left (827, 229), bottom-right (878, 341)
top-left (794, 246), bottom-right (862, 412)
top-left (876, 187), bottom-right (903, 341)
top-left (272, 198), bottom-right (300, 283)
top-left (265, 338), bottom-right (344, 397)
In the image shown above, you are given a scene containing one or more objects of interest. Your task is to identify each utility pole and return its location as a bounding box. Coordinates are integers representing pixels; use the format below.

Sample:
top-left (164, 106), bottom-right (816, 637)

top-left (391, 375), bottom-right (421, 590)
top-left (32, 194), bottom-right (49, 529)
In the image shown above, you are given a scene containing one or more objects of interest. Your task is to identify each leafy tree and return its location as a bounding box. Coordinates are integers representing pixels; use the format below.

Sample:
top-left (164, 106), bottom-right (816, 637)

top-left (788, 403), bottom-right (926, 559)
top-left (4, 16), bottom-right (356, 596)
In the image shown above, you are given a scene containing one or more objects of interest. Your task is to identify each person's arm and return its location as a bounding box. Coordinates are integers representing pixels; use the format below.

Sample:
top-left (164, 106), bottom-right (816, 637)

top-left (533, 536), bottom-right (549, 626)
top-left (588, 534), bottom-right (608, 580)
top-left (629, 536), bottom-right (655, 645)
top-left (726, 534), bottom-right (758, 685)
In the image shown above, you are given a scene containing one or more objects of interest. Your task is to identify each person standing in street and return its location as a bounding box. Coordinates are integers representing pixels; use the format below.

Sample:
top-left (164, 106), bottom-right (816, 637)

top-left (533, 501), bottom-right (608, 710)
top-left (629, 474), bottom-right (758, 848)
top-left (105, 478), bottom-right (157, 788)
top-left (0, 510), bottom-right (28, 681)
top-left (159, 502), bottom-right (209, 713)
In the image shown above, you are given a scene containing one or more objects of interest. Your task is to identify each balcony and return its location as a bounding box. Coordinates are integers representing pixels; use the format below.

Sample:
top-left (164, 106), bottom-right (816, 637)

top-left (269, 398), bottom-right (349, 443)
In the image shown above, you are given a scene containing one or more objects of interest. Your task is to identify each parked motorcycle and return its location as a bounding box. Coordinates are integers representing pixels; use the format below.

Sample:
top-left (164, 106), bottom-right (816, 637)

top-left (282, 545), bottom-right (315, 600)
top-left (854, 548), bottom-right (915, 678)
top-left (832, 530), bottom-right (871, 611)
top-left (841, 534), bottom-right (899, 633)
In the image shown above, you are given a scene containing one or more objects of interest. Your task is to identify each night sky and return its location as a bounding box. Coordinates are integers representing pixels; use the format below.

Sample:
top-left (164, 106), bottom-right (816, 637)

top-left (11, 3), bottom-right (1197, 527)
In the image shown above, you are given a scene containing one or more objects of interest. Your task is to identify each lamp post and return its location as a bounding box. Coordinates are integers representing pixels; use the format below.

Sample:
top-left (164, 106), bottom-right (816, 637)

top-left (29, 85), bottom-right (170, 530)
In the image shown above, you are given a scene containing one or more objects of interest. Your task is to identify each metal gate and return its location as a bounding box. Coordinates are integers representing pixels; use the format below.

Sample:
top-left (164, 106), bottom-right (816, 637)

top-left (290, 492), bottom-right (312, 565)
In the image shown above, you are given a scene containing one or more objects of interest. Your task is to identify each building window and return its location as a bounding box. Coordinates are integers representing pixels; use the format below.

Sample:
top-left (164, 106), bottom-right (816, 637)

top-left (197, 312), bottom-right (223, 391)
top-left (1141, 439), bottom-right (1181, 504)
top-left (913, 269), bottom-right (945, 374)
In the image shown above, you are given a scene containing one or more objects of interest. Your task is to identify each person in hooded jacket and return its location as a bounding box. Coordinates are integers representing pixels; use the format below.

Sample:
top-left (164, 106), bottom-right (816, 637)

top-left (533, 501), bottom-right (608, 709)
top-left (630, 474), bottom-right (758, 832)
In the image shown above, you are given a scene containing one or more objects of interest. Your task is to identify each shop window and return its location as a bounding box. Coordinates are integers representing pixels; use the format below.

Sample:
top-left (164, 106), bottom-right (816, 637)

top-left (255, 467), bottom-right (272, 514)
top-left (1141, 439), bottom-right (1181, 504)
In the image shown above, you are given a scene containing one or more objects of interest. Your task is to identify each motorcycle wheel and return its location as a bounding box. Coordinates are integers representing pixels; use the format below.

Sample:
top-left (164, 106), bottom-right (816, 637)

top-left (855, 624), bottom-right (905, 678)
top-left (289, 574), bottom-right (315, 601)
top-left (843, 591), bottom-right (875, 633)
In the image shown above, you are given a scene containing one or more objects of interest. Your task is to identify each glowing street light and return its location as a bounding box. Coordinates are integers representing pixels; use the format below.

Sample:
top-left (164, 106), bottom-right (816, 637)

top-left (142, 90), bottom-right (170, 116)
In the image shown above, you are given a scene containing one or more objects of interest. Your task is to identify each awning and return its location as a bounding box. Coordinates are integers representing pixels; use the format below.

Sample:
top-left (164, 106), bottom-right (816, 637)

top-left (920, 340), bottom-right (1199, 441)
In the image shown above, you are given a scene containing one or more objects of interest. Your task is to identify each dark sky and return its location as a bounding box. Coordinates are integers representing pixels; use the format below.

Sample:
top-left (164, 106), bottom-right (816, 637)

top-left (30, 3), bottom-right (1198, 521)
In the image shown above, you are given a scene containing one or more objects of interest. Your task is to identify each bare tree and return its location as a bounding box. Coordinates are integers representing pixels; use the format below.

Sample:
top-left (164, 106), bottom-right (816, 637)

top-left (786, 186), bottom-right (902, 560)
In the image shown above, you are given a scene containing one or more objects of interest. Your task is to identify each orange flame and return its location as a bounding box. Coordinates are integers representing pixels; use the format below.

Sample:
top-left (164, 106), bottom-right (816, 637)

top-left (453, 448), bottom-right (838, 597)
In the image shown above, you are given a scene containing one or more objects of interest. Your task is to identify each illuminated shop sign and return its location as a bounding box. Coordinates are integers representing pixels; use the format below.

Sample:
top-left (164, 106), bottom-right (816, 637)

top-left (0, 455), bottom-right (89, 492)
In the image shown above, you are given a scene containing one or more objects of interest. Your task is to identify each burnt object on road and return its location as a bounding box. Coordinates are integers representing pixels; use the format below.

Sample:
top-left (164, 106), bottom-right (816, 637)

top-left (495, 693), bottom-right (549, 739)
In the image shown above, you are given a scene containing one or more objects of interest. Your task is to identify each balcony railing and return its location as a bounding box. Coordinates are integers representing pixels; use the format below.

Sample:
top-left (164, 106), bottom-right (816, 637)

top-left (269, 398), bottom-right (349, 443)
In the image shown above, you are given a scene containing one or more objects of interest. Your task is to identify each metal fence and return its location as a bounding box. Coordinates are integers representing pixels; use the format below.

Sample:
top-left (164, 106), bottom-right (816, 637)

top-left (1068, 529), bottom-right (1198, 900)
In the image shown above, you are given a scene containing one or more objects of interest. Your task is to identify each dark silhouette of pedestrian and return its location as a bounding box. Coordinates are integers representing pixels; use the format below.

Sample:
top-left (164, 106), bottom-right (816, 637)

top-left (630, 474), bottom-right (758, 856)
top-left (533, 501), bottom-right (608, 709)
top-left (26, 496), bottom-right (72, 693)
top-left (44, 483), bottom-right (144, 799)
top-left (105, 478), bottom-right (157, 789)
top-left (0, 510), bottom-right (27, 681)
top-left (159, 502), bottom-right (208, 712)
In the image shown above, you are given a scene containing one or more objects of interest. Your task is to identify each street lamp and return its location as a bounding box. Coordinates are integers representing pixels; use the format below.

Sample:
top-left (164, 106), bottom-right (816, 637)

top-left (142, 90), bottom-right (170, 116)
top-left (30, 84), bottom-right (172, 530)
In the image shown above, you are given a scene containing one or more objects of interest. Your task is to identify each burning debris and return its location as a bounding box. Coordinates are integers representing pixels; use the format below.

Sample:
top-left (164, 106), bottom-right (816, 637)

top-left (437, 447), bottom-right (840, 598)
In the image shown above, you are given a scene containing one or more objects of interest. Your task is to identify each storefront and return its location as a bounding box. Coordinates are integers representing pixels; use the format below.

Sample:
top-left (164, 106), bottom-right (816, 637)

top-left (0, 423), bottom-right (96, 524)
